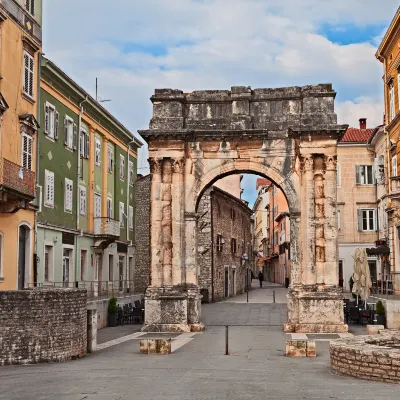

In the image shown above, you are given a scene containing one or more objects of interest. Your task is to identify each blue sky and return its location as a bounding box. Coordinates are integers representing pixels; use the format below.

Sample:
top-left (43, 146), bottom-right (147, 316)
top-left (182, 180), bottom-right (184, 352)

top-left (43, 1), bottom-right (399, 207)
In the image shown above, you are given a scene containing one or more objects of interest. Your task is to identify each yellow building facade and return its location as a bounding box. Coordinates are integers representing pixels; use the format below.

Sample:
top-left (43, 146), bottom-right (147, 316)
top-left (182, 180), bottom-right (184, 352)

top-left (0, 1), bottom-right (42, 289)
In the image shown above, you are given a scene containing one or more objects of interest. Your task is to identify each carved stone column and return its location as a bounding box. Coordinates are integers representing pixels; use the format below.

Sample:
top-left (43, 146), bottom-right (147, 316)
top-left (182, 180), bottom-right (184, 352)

top-left (171, 158), bottom-right (185, 285)
top-left (314, 156), bottom-right (326, 286)
top-left (302, 155), bottom-right (316, 285)
top-left (149, 157), bottom-right (163, 286)
top-left (324, 155), bottom-right (338, 286)
top-left (161, 159), bottom-right (173, 286)
top-left (184, 212), bottom-right (197, 285)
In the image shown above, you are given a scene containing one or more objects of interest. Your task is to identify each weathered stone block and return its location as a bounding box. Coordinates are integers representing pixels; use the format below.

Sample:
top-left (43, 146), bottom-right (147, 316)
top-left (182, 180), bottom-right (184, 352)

top-left (367, 325), bottom-right (385, 335)
top-left (286, 341), bottom-right (307, 357)
top-left (140, 339), bottom-right (172, 355)
top-left (306, 341), bottom-right (316, 357)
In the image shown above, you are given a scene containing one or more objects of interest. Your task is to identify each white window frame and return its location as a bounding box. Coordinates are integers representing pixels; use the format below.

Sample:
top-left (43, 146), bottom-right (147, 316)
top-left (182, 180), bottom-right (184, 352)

top-left (389, 85), bottom-right (395, 122)
top-left (25, 0), bottom-right (35, 16)
top-left (358, 209), bottom-right (376, 232)
top-left (22, 51), bottom-right (34, 99)
top-left (119, 202), bottom-right (125, 228)
top-left (64, 116), bottom-right (75, 150)
top-left (0, 231), bottom-right (3, 279)
top-left (120, 155), bottom-right (125, 181)
top-left (107, 144), bottom-right (113, 173)
top-left (64, 178), bottom-right (73, 213)
top-left (80, 127), bottom-right (89, 159)
top-left (107, 197), bottom-right (113, 219)
top-left (21, 132), bottom-right (33, 171)
top-left (44, 169), bottom-right (54, 208)
top-left (95, 138), bottom-right (101, 166)
top-left (79, 186), bottom-right (86, 216)
top-left (129, 205), bottom-right (134, 230)
top-left (392, 154), bottom-right (398, 177)
top-left (129, 160), bottom-right (134, 186)
top-left (44, 102), bottom-right (58, 140)
top-left (355, 165), bottom-right (374, 185)
top-left (336, 163), bottom-right (341, 187)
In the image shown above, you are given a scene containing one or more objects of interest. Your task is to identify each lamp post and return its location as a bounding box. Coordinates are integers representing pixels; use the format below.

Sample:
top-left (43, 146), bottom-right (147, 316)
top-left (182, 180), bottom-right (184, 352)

top-left (242, 253), bottom-right (249, 303)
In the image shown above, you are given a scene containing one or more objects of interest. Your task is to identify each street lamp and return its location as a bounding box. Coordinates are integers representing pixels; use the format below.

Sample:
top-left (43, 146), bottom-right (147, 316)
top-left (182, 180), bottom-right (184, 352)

top-left (242, 253), bottom-right (249, 303)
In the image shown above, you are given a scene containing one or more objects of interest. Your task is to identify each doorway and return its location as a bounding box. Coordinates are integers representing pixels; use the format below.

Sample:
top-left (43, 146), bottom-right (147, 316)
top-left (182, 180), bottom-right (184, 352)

top-left (224, 269), bottom-right (229, 298)
top-left (118, 255), bottom-right (125, 291)
top-left (232, 269), bottom-right (236, 296)
top-left (18, 225), bottom-right (30, 290)
top-left (63, 248), bottom-right (72, 287)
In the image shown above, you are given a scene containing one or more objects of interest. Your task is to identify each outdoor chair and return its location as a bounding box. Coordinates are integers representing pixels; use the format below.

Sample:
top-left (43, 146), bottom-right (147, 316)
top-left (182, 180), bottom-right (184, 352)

top-left (134, 300), bottom-right (141, 308)
top-left (348, 307), bottom-right (361, 325)
top-left (131, 306), bottom-right (143, 324)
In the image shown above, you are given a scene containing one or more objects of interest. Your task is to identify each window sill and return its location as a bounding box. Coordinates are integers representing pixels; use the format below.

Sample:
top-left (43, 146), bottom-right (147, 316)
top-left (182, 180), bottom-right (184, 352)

top-left (44, 204), bottom-right (54, 209)
top-left (355, 184), bottom-right (375, 187)
top-left (22, 92), bottom-right (35, 104)
top-left (45, 135), bottom-right (56, 142)
top-left (0, 277), bottom-right (4, 283)
top-left (64, 210), bottom-right (73, 214)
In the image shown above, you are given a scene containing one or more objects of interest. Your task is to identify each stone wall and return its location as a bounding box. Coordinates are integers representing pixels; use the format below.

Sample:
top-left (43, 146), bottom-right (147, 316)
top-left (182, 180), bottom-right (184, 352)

top-left (134, 174), bottom-right (151, 293)
top-left (330, 331), bottom-right (400, 383)
top-left (198, 186), bottom-right (252, 302)
top-left (0, 289), bottom-right (87, 365)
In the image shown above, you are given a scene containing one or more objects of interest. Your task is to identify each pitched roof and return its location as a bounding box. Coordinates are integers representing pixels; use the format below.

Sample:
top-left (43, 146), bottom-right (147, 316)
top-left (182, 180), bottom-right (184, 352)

top-left (256, 178), bottom-right (271, 188)
top-left (340, 128), bottom-right (375, 143)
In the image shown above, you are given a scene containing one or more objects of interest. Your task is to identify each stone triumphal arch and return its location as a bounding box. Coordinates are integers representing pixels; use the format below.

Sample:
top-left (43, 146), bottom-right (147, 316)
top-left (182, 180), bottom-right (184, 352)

top-left (139, 85), bottom-right (349, 333)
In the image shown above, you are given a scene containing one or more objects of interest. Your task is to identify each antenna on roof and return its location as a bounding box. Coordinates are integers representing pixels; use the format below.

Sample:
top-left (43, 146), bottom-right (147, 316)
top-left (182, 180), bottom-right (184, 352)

top-left (96, 78), bottom-right (112, 103)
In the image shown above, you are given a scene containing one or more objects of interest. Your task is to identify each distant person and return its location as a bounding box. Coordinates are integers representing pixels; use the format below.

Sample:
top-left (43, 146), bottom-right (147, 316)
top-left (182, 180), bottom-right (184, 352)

top-left (251, 270), bottom-right (255, 280)
top-left (258, 271), bottom-right (264, 288)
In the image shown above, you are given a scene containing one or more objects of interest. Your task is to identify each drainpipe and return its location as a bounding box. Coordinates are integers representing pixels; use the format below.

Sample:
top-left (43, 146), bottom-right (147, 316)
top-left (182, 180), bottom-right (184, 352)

top-left (74, 96), bottom-right (88, 285)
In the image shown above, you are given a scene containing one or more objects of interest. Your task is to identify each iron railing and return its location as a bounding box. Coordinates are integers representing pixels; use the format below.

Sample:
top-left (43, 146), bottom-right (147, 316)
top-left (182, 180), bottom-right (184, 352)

top-left (28, 280), bottom-right (135, 298)
top-left (94, 217), bottom-right (120, 237)
top-left (0, 157), bottom-right (35, 198)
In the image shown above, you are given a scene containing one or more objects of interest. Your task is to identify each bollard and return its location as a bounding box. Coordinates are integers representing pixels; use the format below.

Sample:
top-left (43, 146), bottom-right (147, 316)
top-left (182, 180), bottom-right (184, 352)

top-left (247, 288), bottom-right (249, 303)
top-left (225, 325), bottom-right (229, 355)
top-left (273, 290), bottom-right (276, 304)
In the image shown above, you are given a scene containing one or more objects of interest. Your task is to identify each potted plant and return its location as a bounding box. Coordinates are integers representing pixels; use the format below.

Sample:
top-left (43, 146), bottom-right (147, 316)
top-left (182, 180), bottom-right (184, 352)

top-left (108, 297), bottom-right (118, 327)
top-left (375, 300), bottom-right (386, 327)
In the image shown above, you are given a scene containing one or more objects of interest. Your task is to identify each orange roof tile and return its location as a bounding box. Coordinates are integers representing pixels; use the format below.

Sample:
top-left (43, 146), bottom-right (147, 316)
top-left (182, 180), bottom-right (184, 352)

top-left (256, 178), bottom-right (271, 188)
top-left (340, 128), bottom-right (375, 143)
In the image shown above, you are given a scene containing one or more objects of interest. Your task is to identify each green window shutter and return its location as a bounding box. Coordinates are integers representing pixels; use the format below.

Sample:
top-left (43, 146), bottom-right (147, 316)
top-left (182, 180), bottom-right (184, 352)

top-left (44, 104), bottom-right (49, 135)
top-left (64, 117), bottom-right (68, 145)
top-left (73, 123), bottom-right (77, 150)
top-left (54, 111), bottom-right (59, 140)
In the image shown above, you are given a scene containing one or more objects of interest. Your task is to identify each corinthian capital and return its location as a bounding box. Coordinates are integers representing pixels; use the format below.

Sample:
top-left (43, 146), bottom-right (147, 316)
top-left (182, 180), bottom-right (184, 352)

top-left (325, 155), bottom-right (337, 171)
top-left (148, 157), bottom-right (162, 174)
top-left (301, 155), bottom-right (314, 172)
top-left (172, 158), bottom-right (185, 174)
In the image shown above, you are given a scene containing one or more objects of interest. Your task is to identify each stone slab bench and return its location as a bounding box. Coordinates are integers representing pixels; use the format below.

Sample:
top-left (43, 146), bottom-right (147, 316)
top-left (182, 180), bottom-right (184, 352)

top-left (286, 340), bottom-right (316, 357)
top-left (367, 325), bottom-right (385, 335)
top-left (140, 339), bottom-right (172, 355)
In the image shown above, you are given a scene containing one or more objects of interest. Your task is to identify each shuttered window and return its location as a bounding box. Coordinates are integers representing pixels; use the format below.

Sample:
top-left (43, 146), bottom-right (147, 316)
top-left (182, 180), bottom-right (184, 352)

top-left (21, 133), bottom-right (33, 170)
top-left (120, 155), bottom-right (125, 180)
top-left (23, 51), bottom-right (34, 98)
top-left (107, 198), bottom-right (113, 219)
top-left (129, 206), bottom-right (134, 230)
top-left (389, 85), bottom-right (395, 122)
top-left (64, 178), bottom-right (73, 213)
top-left (44, 170), bottom-right (54, 208)
top-left (129, 161), bottom-right (134, 185)
top-left (108, 145), bottom-right (114, 173)
top-left (25, 0), bottom-right (35, 15)
top-left (119, 202), bottom-right (125, 228)
top-left (95, 139), bottom-right (101, 166)
top-left (357, 209), bottom-right (376, 232)
top-left (355, 165), bottom-right (374, 185)
top-left (80, 129), bottom-right (89, 159)
top-left (64, 116), bottom-right (76, 150)
top-left (79, 186), bottom-right (86, 216)
top-left (44, 103), bottom-right (58, 140)
top-left (392, 155), bottom-right (398, 177)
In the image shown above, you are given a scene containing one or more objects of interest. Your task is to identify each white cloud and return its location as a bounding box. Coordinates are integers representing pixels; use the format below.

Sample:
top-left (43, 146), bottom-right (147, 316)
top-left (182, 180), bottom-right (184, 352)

top-left (42, 0), bottom-right (398, 194)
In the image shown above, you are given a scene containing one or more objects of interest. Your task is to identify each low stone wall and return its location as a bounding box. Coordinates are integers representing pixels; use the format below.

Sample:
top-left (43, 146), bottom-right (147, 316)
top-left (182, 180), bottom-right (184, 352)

top-left (87, 293), bottom-right (143, 329)
top-left (0, 289), bottom-right (87, 365)
top-left (371, 296), bottom-right (400, 329)
top-left (330, 331), bottom-right (400, 383)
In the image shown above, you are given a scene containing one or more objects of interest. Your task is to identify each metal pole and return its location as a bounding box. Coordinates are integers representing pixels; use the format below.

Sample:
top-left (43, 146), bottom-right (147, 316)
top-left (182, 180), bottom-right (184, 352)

top-left (273, 290), bottom-right (276, 304)
top-left (247, 267), bottom-right (249, 303)
top-left (225, 325), bottom-right (229, 355)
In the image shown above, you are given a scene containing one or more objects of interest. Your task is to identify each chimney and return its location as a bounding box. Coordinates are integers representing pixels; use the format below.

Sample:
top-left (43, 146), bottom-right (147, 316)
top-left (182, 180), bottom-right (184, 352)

top-left (359, 118), bottom-right (367, 129)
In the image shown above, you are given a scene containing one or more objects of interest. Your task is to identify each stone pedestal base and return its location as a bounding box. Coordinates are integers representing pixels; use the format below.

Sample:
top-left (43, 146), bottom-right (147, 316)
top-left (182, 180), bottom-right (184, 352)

top-left (142, 285), bottom-right (205, 333)
top-left (285, 285), bottom-right (348, 333)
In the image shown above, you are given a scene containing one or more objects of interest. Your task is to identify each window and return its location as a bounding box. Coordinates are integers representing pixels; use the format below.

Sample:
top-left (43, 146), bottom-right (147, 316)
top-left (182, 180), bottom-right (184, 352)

top-left (119, 202), bottom-right (125, 228)
top-left (44, 103), bottom-right (59, 140)
top-left (80, 128), bottom-right (90, 159)
top-left (108, 145), bottom-right (114, 173)
top-left (216, 235), bottom-right (223, 252)
top-left (95, 139), bottom-right (101, 166)
top-left (44, 245), bottom-right (53, 282)
top-left (21, 133), bottom-right (33, 170)
top-left (336, 163), bottom-right (341, 187)
top-left (392, 155), bottom-right (398, 177)
top-left (389, 85), bottom-right (395, 121)
top-left (108, 254), bottom-right (114, 281)
top-left (64, 178), bottom-right (73, 213)
top-left (274, 231), bottom-right (278, 246)
top-left (129, 161), bottom-right (134, 185)
top-left (25, 0), bottom-right (35, 15)
top-left (120, 155), bottom-right (125, 180)
top-left (337, 209), bottom-right (341, 232)
top-left (23, 51), bottom-right (34, 98)
top-left (64, 116), bottom-right (76, 150)
top-left (63, 248), bottom-right (73, 284)
top-left (44, 170), bottom-right (54, 208)
top-left (338, 260), bottom-right (343, 287)
top-left (357, 209), bottom-right (376, 232)
top-left (231, 238), bottom-right (237, 254)
top-left (80, 249), bottom-right (87, 281)
top-left (79, 186), bottom-right (86, 216)
top-left (355, 165), bottom-right (374, 185)
top-left (231, 208), bottom-right (236, 221)
top-left (129, 205), bottom-right (134, 230)
top-left (107, 198), bottom-right (113, 219)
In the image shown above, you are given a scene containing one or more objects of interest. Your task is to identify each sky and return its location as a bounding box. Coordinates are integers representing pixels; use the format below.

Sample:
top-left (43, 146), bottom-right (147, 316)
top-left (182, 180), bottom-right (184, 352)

top-left (43, 1), bottom-right (399, 207)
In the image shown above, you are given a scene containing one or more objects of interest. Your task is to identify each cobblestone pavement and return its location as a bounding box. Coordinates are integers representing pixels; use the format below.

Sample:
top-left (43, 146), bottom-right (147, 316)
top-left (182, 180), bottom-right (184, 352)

top-left (0, 286), bottom-right (397, 400)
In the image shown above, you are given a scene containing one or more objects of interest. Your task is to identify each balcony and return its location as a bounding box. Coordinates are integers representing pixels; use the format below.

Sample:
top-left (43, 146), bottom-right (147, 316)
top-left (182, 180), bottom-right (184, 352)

top-left (94, 217), bottom-right (120, 237)
top-left (0, 157), bottom-right (35, 201)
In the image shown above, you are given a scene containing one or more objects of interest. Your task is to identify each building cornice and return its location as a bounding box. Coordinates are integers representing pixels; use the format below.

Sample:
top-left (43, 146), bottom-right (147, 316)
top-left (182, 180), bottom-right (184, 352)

top-left (376, 6), bottom-right (400, 60)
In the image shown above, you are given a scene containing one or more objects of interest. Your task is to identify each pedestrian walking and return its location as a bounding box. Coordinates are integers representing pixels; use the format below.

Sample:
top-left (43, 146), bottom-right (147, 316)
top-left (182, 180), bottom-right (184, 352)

top-left (258, 271), bottom-right (264, 288)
